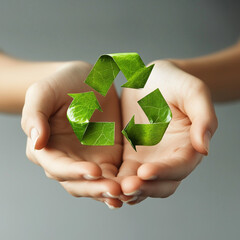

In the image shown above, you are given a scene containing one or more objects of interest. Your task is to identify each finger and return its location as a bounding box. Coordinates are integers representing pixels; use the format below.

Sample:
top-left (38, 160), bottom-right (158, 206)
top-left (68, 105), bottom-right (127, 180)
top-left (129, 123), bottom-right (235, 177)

top-left (27, 147), bottom-right (102, 181)
top-left (96, 198), bottom-right (123, 209)
top-left (183, 81), bottom-right (218, 155)
top-left (120, 176), bottom-right (143, 196)
top-left (100, 163), bottom-right (118, 179)
top-left (98, 163), bottom-right (124, 204)
top-left (42, 158), bottom-right (102, 181)
top-left (121, 176), bottom-right (180, 198)
top-left (139, 180), bottom-right (180, 198)
top-left (127, 196), bottom-right (147, 205)
top-left (61, 178), bottom-right (122, 198)
top-left (116, 160), bottom-right (142, 202)
top-left (137, 155), bottom-right (202, 181)
top-left (117, 160), bottom-right (141, 178)
top-left (21, 82), bottom-right (56, 150)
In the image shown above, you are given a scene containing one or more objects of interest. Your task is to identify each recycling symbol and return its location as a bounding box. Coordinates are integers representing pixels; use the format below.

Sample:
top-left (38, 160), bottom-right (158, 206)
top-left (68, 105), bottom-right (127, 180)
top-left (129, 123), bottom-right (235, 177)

top-left (67, 53), bottom-right (172, 151)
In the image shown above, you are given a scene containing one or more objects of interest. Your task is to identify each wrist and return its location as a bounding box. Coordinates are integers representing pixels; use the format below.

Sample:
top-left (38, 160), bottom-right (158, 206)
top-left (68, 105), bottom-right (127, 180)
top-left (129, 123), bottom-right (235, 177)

top-left (0, 60), bottom-right (69, 113)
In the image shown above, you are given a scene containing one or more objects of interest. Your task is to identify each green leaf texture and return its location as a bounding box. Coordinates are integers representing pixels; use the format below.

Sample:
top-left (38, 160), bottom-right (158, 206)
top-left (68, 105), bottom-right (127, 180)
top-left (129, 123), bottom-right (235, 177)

top-left (67, 92), bottom-right (114, 145)
top-left (85, 53), bottom-right (154, 96)
top-left (67, 52), bottom-right (172, 150)
top-left (122, 89), bottom-right (172, 150)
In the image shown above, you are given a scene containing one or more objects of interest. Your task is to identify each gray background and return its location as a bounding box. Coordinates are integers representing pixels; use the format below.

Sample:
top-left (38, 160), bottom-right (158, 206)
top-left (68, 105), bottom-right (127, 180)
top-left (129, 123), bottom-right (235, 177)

top-left (0, 0), bottom-right (240, 239)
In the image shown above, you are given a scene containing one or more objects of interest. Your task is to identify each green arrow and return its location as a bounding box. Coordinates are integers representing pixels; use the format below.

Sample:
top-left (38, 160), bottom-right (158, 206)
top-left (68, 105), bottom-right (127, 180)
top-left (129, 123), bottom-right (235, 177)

top-left (122, 89), bottom-right (172, 150)
top-left (67, 53), bottom-right (172, 151)
top-left (85, 53), bottom-right (154, 96)
top-left (67, 92), bottom-right (114, 145)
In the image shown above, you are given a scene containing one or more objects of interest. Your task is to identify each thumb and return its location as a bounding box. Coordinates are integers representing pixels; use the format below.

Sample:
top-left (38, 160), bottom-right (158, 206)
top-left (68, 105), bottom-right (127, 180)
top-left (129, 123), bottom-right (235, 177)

top-left (183, 81), bottom-right (218, 155)
top-left (21, 82), bottom-right (55, 150)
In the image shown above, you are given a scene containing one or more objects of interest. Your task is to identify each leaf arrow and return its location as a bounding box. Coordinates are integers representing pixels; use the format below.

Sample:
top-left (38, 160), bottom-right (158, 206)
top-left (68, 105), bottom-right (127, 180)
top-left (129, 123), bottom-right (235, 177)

top-left (122, 88), bottom-right (172, 150)
top-left (67, 92), bottom-right (114, 145)
top-left (85, 53), bottom-right (154, 96)
top-left (67, 52), bottom-right (172, 150)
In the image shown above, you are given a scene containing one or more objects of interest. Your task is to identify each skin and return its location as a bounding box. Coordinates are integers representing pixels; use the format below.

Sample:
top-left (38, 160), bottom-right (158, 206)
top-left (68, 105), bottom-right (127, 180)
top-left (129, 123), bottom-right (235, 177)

top-left (0, 53), bottom-right (61, 113)
top-left (21, 62), bottom-right (123, 208)
top-left (170, 42), bottom-right (240, 102)
top-left (118, 60), bottom-right (218, 204)
top-left (1, 42), bottom-right (240, 208)
top-left (118, 42), bottom-right (240, 205)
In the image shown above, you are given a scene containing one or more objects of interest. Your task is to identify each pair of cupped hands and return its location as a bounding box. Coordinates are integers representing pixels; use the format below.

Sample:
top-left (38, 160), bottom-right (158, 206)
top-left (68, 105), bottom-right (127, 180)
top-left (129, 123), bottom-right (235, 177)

top-left (21, 60), bottom-right (218, 209)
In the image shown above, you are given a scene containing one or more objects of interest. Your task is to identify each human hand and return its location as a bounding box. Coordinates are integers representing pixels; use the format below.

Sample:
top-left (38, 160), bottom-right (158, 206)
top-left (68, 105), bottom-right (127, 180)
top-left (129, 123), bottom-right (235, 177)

top-left (21, 61), bottom-right (123, 208)
top-left (118, 60), bottom-right (218, 204)
top-left (21, 59), bottom-right (218, 208)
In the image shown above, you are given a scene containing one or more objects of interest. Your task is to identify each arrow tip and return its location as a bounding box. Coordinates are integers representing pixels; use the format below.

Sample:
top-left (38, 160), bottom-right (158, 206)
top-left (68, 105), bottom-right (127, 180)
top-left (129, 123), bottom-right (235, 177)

top-left (121, 64), bottom-right (155, 89)
top-left (122, 116), bottom-right (137, 151)
top-left (147, 63), bottom-right (154, 71)
top-left (68, 93), bottom-right (77, 99)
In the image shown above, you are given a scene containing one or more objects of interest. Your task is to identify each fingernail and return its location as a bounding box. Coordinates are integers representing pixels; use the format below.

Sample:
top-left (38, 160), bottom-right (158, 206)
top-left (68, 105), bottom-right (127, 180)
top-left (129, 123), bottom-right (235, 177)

top-left (124, 190), bottom-right (142, 196)
top-left (83, 174), bottom-right (99, 180)
top-left (31, 128), bottom-right (39, 150)
top-left (104, 202), bottom-right (118, 210)
top-left (102, 192), bottom-right (119, 198)
top-left (204, 131), bottom-right (212, 154)
top-left (122, 196), bottom-right (138, 203)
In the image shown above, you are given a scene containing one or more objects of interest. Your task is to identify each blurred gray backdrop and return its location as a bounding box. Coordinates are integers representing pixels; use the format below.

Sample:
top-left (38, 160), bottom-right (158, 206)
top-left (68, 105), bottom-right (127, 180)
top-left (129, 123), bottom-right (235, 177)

top-left (0, 0), bottom-right (240, 239)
